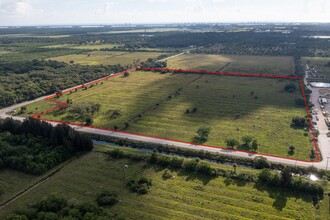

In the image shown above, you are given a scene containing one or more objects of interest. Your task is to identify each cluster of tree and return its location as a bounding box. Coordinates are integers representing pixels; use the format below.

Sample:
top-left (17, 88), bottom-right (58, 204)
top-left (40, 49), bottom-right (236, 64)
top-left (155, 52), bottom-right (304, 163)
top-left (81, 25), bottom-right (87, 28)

top-left (91, 134), bottom-right (330, 181)
top-left (69, 103), bottom-right (101, 117)
top-left (127, 177), bottom-right (153, 195)
top-left (225, 135), bottom-right (258, 152)
top-left (291, 116), bottom-right (307, 128)
top-left (139, 58), bottom-right (167, 68)
top-left (5, 194), bottom-right (111, 220)
top-left (0, 60), bottom-right (125, 108)
top-left (0, 118), bottom-right (93, 175)
top-left (258, 168), bottom-right (324, 196)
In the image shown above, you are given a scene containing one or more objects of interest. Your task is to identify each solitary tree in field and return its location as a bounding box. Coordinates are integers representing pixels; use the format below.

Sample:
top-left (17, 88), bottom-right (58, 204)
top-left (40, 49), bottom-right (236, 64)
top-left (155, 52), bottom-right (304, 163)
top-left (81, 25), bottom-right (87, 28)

top-left (289, 145), bottom-right (295, 154)
top-left (250, 139), bottom-right (259, 152)
top-left (241, 135), bottom-right (254, 147)
top-left (233, 163), bottom-right (238, 174)
top-left (195, 127), bottom-right (211, 143)
top-left (225, 138), bottom-right (239, 149)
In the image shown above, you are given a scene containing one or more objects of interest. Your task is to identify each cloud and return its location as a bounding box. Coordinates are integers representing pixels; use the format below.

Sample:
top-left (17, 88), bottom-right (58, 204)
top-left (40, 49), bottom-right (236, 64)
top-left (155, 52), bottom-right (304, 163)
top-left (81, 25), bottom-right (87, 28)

top-left (95, 1), bottom-right (113, 16)
top-left (0, 0), bottom-right (33, 16)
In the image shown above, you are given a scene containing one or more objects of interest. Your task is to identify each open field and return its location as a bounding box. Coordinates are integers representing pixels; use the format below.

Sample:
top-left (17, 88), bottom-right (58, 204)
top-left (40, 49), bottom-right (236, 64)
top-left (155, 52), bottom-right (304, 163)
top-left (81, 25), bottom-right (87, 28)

top-left (0, 51), bottom-right (9, 56)
top-left (49, 51), bottom-right (165, 65)
top-left (0, 170), bottom-right (36, 205)
top-left (25, 70), bottom-right (311, 159)
top-left (167, 54), bottom-right (295, 75)
top-left (1, 145), bottom-right (326, 219)
top-left (42, 43), bottom-right (123, 50)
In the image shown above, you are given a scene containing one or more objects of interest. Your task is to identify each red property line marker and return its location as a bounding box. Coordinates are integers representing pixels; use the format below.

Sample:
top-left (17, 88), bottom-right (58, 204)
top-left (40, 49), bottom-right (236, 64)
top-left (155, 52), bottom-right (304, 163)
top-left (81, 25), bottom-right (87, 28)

top-left (31, 67), bottom-right (321, 163)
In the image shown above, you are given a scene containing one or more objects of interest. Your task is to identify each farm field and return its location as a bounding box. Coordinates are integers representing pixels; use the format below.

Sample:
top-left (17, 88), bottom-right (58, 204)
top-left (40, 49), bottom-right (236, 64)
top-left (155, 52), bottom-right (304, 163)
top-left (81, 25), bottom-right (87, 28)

top-left (26, 70), bottom-right (311, 160)
top-left (167, 54), bottom-right (295, 75)
top-left (42, 43), bottom-right (123, 50)
top-left (0, 145), bottom-right (325, 220)
top-left (49, 51), bottom-right (165, 65)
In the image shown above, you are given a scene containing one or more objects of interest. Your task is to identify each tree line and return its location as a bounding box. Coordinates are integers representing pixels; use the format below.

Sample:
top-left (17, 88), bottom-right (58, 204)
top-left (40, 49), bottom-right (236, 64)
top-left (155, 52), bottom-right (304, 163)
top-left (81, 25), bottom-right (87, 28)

top-left (0, 60), bottom-right (125, 108)
top-left (0, 118), bottom-right (93, 175)
top-left (108, 148), bottom-right (324, 197)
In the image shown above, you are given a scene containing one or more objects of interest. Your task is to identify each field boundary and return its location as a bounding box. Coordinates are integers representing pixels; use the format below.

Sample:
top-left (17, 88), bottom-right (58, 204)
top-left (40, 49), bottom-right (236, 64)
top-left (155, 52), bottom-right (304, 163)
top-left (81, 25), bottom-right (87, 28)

top-left (31, 67), bottom-right (320, 163)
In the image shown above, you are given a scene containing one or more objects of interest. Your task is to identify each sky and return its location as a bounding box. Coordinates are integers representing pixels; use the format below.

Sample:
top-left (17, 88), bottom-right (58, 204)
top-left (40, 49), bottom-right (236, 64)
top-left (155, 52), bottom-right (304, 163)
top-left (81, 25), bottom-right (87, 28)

top-left (0, 0), bottom-right (329, 26)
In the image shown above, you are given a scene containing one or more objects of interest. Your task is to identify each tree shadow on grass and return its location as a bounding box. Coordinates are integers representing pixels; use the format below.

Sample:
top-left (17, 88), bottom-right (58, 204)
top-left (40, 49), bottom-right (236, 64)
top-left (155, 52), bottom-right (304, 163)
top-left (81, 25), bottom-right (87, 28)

top-left (176, 169), bottom-right (214, 186)
top-left (224, 177), bottom-right (249, 187)
top-left (254, 183), bottom-right (314, 211)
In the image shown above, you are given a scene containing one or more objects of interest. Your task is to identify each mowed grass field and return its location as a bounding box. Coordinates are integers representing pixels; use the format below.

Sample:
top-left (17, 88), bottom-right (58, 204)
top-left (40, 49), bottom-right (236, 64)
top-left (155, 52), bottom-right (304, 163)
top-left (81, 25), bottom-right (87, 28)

top-left (31, 70), bottom-right (311, 160)
top-left (167, 54), bottom-right (295, 75)
top-left (49, 51), bottom-right (165, 65)
top-left (1, 145), bottom-right (326, 220)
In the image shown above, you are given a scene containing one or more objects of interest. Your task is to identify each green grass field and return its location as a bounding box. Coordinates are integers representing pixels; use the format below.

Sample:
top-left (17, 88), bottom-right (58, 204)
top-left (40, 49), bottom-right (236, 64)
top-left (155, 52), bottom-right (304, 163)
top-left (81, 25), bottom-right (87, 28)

top-left (1, 145), bottom-right (327, 219)
top-left (167, 54), bottom-right (295, 75)
top-left (25, 70), bottom-right (311, 159)
top-left (49, 51), bottom-right (165, 65)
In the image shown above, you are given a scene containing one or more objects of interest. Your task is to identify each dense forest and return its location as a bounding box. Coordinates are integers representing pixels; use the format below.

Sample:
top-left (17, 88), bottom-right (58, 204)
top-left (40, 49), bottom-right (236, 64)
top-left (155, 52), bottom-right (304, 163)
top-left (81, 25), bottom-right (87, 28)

top-left (0, 118), bottom-right (93, 175)
top-left (0, 60), bottom-right (125, 108)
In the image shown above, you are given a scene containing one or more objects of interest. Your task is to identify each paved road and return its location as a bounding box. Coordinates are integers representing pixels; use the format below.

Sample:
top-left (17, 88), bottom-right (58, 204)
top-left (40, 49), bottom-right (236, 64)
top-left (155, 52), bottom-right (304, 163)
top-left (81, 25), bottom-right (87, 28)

top-left (0, 69), bottom-right (329, 170)
top-left (304, 68), bottom-right (330, 169)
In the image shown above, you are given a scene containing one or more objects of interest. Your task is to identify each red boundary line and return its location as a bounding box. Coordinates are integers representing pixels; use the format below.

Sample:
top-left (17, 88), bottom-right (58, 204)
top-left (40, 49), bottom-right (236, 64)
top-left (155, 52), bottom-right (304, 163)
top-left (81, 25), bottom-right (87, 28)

top-left (31, 67), bottom-right (321, 163)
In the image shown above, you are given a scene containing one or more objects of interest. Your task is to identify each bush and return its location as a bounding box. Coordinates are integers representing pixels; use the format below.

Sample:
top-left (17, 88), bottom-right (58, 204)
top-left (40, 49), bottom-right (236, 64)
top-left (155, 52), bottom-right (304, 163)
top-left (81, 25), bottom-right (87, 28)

top-left (108, 149), bottom-right (125, 158)
top-left (162, 169), bottom-right (172, 179)
top-left (127, 177), bottom-right (153, 194)
top-left (96, 191), bottom-right (118, 207)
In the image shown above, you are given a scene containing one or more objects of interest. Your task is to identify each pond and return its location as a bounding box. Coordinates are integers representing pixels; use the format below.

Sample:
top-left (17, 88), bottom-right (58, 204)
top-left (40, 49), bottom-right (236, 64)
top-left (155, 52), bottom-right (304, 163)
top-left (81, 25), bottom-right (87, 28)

top-left (310, 82), bottom-right (330, 88)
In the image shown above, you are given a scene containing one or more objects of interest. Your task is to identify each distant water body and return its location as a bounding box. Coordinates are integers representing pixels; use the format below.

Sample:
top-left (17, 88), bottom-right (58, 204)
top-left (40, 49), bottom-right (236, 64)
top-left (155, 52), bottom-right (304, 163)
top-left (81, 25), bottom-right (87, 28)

top-left (311, 36), bottom-right (330, 39)
top-left (310, 82), bottom-right (330, 88)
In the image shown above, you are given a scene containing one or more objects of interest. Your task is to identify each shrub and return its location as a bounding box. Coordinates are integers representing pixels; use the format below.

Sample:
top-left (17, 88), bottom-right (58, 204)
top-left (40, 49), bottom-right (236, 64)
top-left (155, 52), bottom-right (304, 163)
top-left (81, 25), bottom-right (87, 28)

top-left (108, 149), bottom-right (125, 158)
top-left (127, 177), bottom-right (153, 194)
top-left (96, 191), bottom-right (118, 207)
top-left (162, 169), bottom-right (172, 179)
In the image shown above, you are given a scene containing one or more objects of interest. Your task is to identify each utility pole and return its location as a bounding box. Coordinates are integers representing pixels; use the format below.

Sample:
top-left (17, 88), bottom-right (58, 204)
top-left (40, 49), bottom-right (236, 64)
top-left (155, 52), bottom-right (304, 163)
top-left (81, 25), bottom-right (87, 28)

top-left (326, 157), bottom-right (330, 172)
